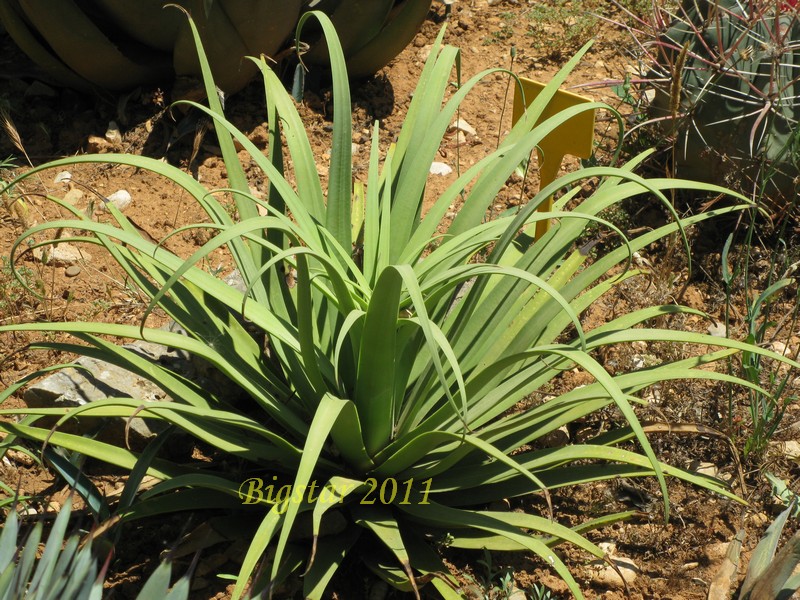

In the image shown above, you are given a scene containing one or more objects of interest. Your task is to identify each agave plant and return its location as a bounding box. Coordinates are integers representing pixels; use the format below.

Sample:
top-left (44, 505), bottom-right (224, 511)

top-left (737, 503), bottom-right (800, 599)
top-left (0, 497), bottom-right (192, 599)
top-left (0, 0), bottom-right (432, 92)
top-left (628, 0), bottom-right (800, 209)
top-left (1, 10), bottom-right (797, 600)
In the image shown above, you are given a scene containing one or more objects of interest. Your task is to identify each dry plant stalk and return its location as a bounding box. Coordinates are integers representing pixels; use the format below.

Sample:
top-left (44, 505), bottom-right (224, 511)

top-left (0, 105), bottom-right (31, 227)
top-left (669, 41), bottom-right (690, 122)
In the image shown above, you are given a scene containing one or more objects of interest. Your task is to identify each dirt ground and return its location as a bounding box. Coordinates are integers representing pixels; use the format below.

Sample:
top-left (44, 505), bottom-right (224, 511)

top-left (1, 1), bottom-right (800, 599)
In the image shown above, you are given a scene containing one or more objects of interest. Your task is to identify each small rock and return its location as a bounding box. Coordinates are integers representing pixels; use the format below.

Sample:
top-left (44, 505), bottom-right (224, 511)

top-left (688, 460), bottom-right (720, 478)
top-left (769, 341), bottom-right (788, 355)
top-left (542, 426), bottom-right (569, 448)
top-left (430, 162), bottom-right (453, 176)
top-left (64, 265), bottom-right (81, 277)
top-left (86, 135), bottom-right (112, 153)
top-left (418, 44), bottom-right (433, 61)
top-left (63, 188), bottom-right (84, 205)
top-left (54, 171), bottom-right (72, 185)
top-left (708, 321), bottom-right (727, 337)
top-left (107, 189), bottom-right (132, 211)
top-left (105, 120), bottom-right (122, 145)
top-left (6, 449), bottom-right (34, 467)
top-left (770, 440), bottom-right (800, 460)
top-left (588, 556), bottom-right (639, 589)
top-left (632, 251), bottom-right (652, 268)
top-left (34, 243), bottom-right (91, 267)
top-left (598, 541), bottom-right (617, 555)
top-left (450, 118), bottom-right (477, 136)
top-left (705, 541), bottom-right (730, 562)
top-left (248, 186), bottom-right (264, 200)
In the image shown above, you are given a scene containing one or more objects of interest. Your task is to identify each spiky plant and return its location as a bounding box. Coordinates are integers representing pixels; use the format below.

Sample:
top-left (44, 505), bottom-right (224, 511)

top-left (622, 0), bottom-right (800, 213)
top-left (0, 497), bottom-right (192, 599)
top-left (1, 9), bottom-right (798, 600)
top-left (0, 0), bottom-right (432, 92)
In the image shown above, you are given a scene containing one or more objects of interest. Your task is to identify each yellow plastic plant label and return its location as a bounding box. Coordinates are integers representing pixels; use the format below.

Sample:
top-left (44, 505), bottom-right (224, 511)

top-left (512, 78), bottom-right (595, 240)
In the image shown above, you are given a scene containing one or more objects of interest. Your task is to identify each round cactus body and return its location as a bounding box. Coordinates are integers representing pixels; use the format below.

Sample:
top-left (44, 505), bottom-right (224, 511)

top-left (0, 0), bottom-right (433, 93)
top-left (649, 0), bottom-right (800, 202)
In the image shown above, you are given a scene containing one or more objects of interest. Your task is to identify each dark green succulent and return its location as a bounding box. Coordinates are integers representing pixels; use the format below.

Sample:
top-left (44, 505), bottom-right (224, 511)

top-left (0, 0), bottom-right (433, 92)
top-left (645, 0), bottom-right (800, 208)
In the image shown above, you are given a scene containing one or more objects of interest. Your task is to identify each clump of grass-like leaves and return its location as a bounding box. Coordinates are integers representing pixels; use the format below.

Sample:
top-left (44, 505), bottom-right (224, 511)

top-left (1, 10), bottom-right (798, 599)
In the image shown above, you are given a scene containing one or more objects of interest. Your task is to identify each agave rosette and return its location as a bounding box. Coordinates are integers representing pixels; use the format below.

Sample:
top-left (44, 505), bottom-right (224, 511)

top-left (1, 11), bottom-right (797, 600)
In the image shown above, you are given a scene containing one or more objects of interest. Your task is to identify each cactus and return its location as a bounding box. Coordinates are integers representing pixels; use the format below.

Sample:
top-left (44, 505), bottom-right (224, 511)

top-left (0, 0), bottom-right (433, 93)
top-left (639, 0), bottom-right (800, 210)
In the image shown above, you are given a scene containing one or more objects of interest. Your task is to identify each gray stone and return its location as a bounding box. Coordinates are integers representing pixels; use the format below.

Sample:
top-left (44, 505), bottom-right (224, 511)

top-left (23, 270), bottom-right (257, 449)
top-left (24, 353), bottom-right (169, 448)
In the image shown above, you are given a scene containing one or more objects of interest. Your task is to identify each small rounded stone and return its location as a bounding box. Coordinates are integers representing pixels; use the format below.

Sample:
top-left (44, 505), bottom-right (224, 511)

top-left (64, 265), bottom-right (81, 277)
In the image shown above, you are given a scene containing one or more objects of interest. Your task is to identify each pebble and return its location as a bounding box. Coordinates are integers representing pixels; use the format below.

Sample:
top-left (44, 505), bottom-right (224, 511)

top-left (104, 189), bottom-right (132, 211)
top-left (53, 171), bottom-right (72, 185)
top-left (105, 120), bottom-right (122, 145)
top-left (769, 341), bottom-right (788, 355)
top-left (451, 118), bottom-right (477, 136)
top-left (63, 188), bottom-right (84, 205)
top-left (86, 135), bottom-right (112, 153)
top-left (65, 265), bottom-right (81, 277)
top-left (430, 162), bottom-right (453, 175)
top-left (588, 556), bottom-right (640, 589)
top-left (770, 440), bottom-right (800, 460)
top-left (688, 460), bottom-right (720, 478)
top-left (33, 243), bottom-right (91, 267)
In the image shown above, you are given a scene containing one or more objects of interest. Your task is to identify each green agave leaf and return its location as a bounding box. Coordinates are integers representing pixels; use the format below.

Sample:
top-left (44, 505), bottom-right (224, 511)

top-left (307, 477), bottom-right (368, 572)
top-left (303, 526), bottom-right (361, 600)
top-left (232, 504), bottom-right (285, 600)
top-left (431, 444), bottom-right (742, 506)
top-left (355, 267), bottom-right (402, 453)
top-left (740, 504), bottom-right (796, 598)
top-left (353, 504), bottom-right (419, 598)
top-left (136, 560), bottom-right (175, 598)
top-left (266, 393), bottom-right (353, 592)
top-left (41, 448), bottom-right (109, 521)
top-left (15, 519), bottom-right (43, 593)
top-left (743, 529), bottom-right (800, 600)
top-left (0, 420), bottom-right (179, 481)
top-left (297, 11), bottom-right (352, 253)
top-left (398, 499), bottom-right (585, 599)
top-left (27, 495), bottom-right (73, 596)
